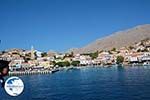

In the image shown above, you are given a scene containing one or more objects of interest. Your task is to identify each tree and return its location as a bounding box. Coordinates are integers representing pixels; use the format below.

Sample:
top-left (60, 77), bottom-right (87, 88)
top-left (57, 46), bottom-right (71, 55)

top-left (99, 50), bottom-right (103, 53)
top-left (71, 61), bottom-right (80, 66)
top-left (63, 61), bottom-right (70, 67)
top-left (52, 61), bottom-right (56, 65)
top-left (1, 51), bottom-right (5, 54)
top-left (55, 61), bottom-right (70, 67)
top-left (129, 46), bottom-right (134, 50)
top-left (25, 53), bottom-right (31, 57)
top-left (70, 51), bottom-right (74, 57)
top-left (111, 48), bottom-right (116, 51)
top-left (116, 56), bottom-right (124, 64)
top-left (89, 51), bottom-right (99, 59)
top-left (34, 52), bottom-right (37, 59)
top-left (108, 50), bottom-right (112, 54)
top-left (64, 52), bottom-right (74, 58)
top-left (142, 48), bottom-right (148, 52)
top-left (41, 52), bottom-right (47, 57)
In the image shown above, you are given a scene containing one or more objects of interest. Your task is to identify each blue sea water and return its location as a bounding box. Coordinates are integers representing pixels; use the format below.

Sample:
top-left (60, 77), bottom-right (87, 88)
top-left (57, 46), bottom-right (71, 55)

top-left (1, 66), bottom-right (150, 100)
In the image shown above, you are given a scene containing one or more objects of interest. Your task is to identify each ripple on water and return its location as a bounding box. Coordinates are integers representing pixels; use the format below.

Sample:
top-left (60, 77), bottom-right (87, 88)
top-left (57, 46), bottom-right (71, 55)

top-left (1, 66), bottom-right (150, 100)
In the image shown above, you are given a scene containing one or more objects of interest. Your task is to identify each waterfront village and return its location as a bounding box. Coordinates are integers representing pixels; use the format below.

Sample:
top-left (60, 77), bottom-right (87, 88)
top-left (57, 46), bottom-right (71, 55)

top-left (0, 38), bottom-right (150, 75)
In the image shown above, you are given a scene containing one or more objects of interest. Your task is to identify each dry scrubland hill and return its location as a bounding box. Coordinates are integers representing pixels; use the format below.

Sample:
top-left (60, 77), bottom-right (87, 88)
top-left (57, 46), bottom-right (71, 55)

top-left (72, 24), bottom-right (150, 54)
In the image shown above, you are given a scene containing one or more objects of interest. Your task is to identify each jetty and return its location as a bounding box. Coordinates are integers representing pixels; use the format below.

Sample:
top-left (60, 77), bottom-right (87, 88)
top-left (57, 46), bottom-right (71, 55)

top-left (8, 69), bottom-right (60, 76)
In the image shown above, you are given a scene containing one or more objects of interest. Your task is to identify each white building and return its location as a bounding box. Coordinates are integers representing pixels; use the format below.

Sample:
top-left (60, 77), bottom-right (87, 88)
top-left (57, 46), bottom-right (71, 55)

top-left (73, 54), bottom-right (92, 65)
top-left (141, 52), bottom-right (150, 62)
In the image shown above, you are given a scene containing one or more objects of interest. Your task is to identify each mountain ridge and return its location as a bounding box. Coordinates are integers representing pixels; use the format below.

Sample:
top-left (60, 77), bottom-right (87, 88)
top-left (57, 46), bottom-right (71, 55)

top-left (71, 24), bottom-right (150, 54)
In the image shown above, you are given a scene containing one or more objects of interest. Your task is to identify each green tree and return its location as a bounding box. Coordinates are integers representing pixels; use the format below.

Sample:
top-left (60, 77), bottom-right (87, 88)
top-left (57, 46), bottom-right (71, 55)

top-left (71, 61), bottom-right (80, 66)
top-left (116, 56), bottom-right (124, 64)
top-left (41, 52), bottom-right (47, 57)
top-left (99, 50), bottom-right (103, 53)
top-left (111, 47), bottom-right (116, 51)
top-left (25, 53), bottom-right (31, 57)
top-left (108, 50), bottom-right (112, 54)
top-left (63, 61), bottom-right (70, 66)
top-left (52, 61), bottom-right (56, 65)
top-left (142, 48), bottom-right (148, 52)
top-left (55, 61), bottom-right (70, 67)
top-left (89, 51), bottom-right (99, 59)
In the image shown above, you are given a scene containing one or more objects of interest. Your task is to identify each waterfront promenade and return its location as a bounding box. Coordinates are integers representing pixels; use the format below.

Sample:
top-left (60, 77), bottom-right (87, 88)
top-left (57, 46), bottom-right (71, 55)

top-left (8, 67), bottom-right (73, 76)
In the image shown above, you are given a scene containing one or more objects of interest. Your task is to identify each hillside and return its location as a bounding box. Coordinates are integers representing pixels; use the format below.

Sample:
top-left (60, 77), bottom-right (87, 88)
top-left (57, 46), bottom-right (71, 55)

top-left (72, 24), bottom-right (150, 54)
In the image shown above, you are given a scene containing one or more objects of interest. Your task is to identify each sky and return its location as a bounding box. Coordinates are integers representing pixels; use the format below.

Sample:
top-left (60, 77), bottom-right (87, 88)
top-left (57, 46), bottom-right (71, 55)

top-left (0, 0), bottom-right (150, 52)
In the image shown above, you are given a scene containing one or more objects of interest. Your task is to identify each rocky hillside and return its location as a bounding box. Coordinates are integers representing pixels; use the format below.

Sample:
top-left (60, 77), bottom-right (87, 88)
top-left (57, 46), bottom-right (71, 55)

top-left (72, 24), bottom-right (150, 54)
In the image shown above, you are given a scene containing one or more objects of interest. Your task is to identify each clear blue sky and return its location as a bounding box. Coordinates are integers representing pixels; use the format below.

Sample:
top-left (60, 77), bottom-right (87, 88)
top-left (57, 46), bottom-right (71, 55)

top-left (0, 0), bottom-right (150, 52)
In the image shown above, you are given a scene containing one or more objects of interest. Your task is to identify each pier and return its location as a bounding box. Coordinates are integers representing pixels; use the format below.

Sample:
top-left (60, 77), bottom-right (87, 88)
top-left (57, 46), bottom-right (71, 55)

top-left (8, 67), bottom-right (76, 76)
top-left (8, 69), bottom-right (60, 76)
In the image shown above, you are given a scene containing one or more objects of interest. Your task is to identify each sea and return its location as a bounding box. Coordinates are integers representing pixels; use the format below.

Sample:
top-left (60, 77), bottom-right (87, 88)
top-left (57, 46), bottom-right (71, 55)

top-left (1, 66), bottom-right (150, 100)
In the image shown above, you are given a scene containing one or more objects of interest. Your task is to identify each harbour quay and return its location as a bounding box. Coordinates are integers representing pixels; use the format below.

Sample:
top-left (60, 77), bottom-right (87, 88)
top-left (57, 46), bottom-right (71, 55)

top-left (8, 69), bottom-right (60, 76)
